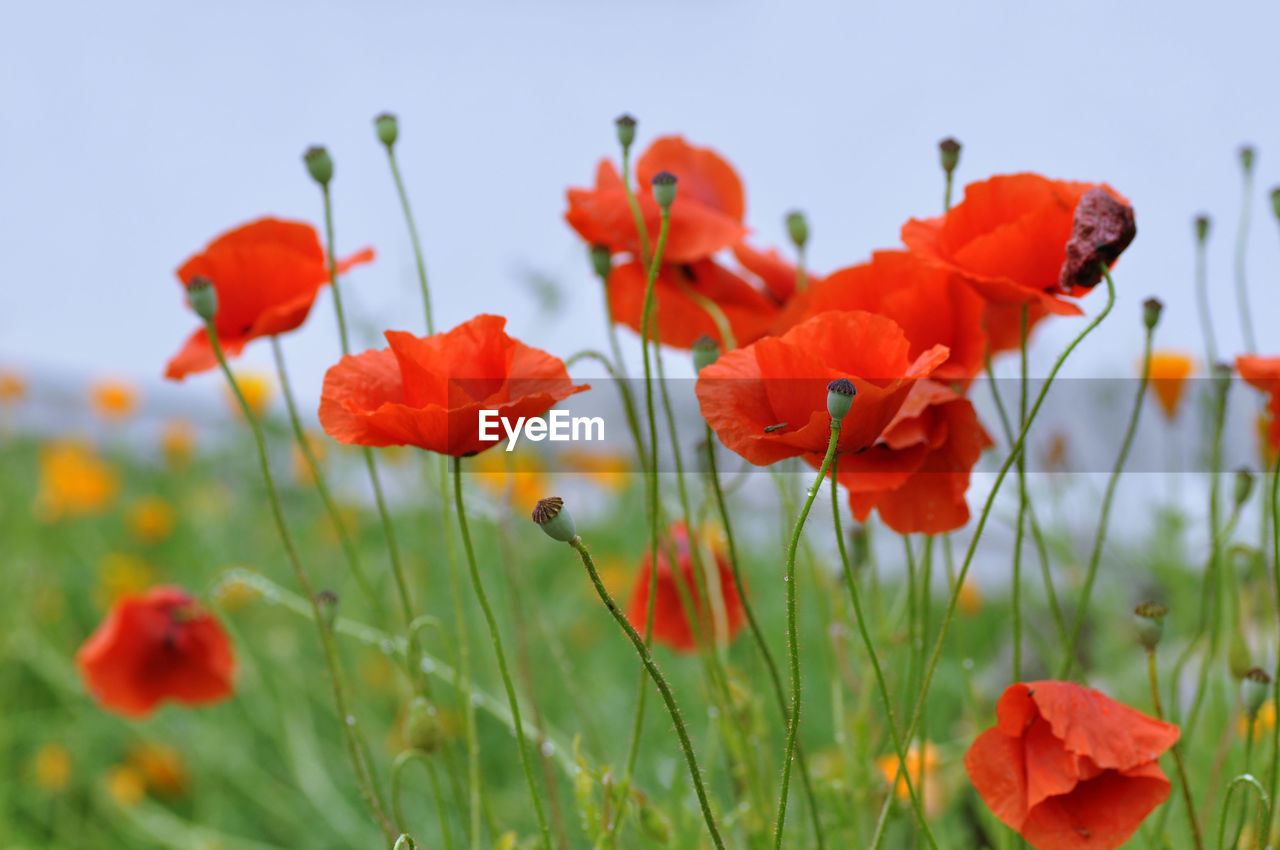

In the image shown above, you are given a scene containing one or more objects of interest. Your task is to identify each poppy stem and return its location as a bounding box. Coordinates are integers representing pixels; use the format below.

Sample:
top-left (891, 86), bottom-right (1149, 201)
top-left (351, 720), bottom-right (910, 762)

top-left (1057, 307), bottom-right (1154, 679)
top-left (1268, 449), bottom-right (1280, 837)
top-left (887, 265), bottom-right (1117, 825)
top-left (381, 145), bottom-right (436, 335)
top-left (1235, 152), bottom-right (1257, 354)
top-left (1195, 217), bottom-right (1218, 366)
top-left (390, 750), bottom-right (450, 850)
top-left (320, 184), bottom-right (352, 353)
top-left (203, 319), bottom-right (395, 839)
top-left (567, 535), bottom-right (727, 850)
top-left (1148, 647), bottom-right (1207, 849)
top-left (1215, 775), bottom-right (1270, 850)
top-left (774, 421), bottom-right (840, 849)
top-left (705, 426), bottom-right (827, 846)
top-left (269, 337), bottom-right (379, 610)
top-left (832, 456), bottom-right (939, 850)
top-left (451, 457), bottom-right (553, 850)
top-left (1011, 306), bottom-right (1029, 682)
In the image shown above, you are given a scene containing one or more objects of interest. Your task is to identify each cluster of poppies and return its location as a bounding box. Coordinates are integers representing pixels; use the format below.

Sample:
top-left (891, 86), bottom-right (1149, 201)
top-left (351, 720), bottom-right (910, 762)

top-left (71, 121), bottom-right (1255, 850)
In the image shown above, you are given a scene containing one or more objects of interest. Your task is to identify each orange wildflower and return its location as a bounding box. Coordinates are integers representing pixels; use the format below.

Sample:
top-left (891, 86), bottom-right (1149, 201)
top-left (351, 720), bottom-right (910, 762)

top-left (91, 379), bottom-right (139, 421)
top-left (1145, 351), bottom-right (1194, 420)
top-left (35, 441), bottom-right (118, 519)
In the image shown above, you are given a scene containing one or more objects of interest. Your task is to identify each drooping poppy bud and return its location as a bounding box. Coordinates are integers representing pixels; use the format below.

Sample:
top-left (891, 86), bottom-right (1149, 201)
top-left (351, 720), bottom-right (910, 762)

top-left (1133, 601), bottom-right (1167, 651)
top-left (691, 335), bottom-right (720, 372)
top-left (533, 496), bottom-right (577, 543)
top-left (651, 171), bottom-right (677, 209)
top-left (303, 146), bottom-right (334, 186)
top-left (186, 276), bottom-right (218, 322)
top-left (938, 137), bottom-right (961, 175)
top-left (614, 114), bottom-right (637, 151)
top-left (374, 112), bottom-right (399, 148)
top-left (785, 210), bottom-right (809, 250)
top-left (1142, 297), bottom-right (1163, 331)
top-left (1243, 667), bottom-right (1272, 719)
top-left (826, 378), bottom-right (856, 421)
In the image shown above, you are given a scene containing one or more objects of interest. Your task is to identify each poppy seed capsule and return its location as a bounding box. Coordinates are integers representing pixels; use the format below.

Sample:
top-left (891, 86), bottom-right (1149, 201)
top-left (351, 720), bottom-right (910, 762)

top-left (186, 277), bottom-right (218, 322)
top-left (303, 146), bottom-right (334, 186)
top-left (1234, 467), bottom-right (1256, 508)
top-left (374, 112), bottom-right (399, 148)
top-left (1243, 667), bottom-right (1272, 718)
top-left (1142, 297), bottom-right (1163, 331)
top-left (614, 114), bottom-right (637, 150)
top-left (785, 210), bottom-right (809, 250)
top-left (938, 137), bottom-right (962, 175)
top-left (691, 335), bottom-right (720, 372)
top-left (651, 171), bottom-right (677, 209)
top-left (1239, 145), bottom-right (1256, 174)
top-left (1271, 187), bottom-right (1280, 221)
top-left (589, 244), bottom-right (612, 281)
top-left (826, 378), bottom-right (856, 420)
top-left (1194, 214), bottom-right (1211, 243)
top-left (1133, 601), bottom-right (1167, 650)
top-left (532, 497), bottom-right (577, 543)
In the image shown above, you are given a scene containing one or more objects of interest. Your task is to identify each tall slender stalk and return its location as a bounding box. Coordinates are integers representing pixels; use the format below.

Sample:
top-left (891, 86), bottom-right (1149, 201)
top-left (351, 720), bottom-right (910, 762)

top-left (1146, 647), bottom-right (1206, 850)
top-left (1235, 148), bottom-right (1257, 353)
top-left (1012, 306), bottom-right (1029, 680)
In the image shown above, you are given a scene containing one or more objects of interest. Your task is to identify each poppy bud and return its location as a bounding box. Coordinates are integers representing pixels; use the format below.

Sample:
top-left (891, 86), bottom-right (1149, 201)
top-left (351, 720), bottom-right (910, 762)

top-left (785, 210), bottom-right (809, 250)
top-left (691, 335), bottom-right (720, 372)
top-left (826, 378), bottom-right (856, 421)
top-left (1211, 361), bottom-right (1233, 396)
top-left (533, 497), bottom-right (577, 543)
top-left (1243, 667), bottom-right (1272, 719)
top-left (186, 276), bottom-right (218, 322)
top-left (315, 589), bottom-right (339, 630)
top-left (615, 114), bottom-right (637, 151)
top-left (1194, 214), bottom-right (1211, 243)
top-left (1133, 601), bottom-right (1167, 651)
top-left (1234, 467), bottom-right (1256, 508)
top-left (1142, 297), bottom-right (1163, 331)
top-left (651, 171), bottom-right (677, 210)
top-left (374, 112), bottom-right (399, 148)
top-left (303, 146), bottom-right (334, 186)
top-left (938, 137), bottom-right (962, 175)
top-left (849, 524), bottom-right (870, 569)
top-left (1271, 187), bottom-right (1280, 221)
top-left (638, 795), bottom-right (673, 844)
top-left (589, 244), bottom-right (612, 281)
top-left (404, 696), bottom-right (443, 752)
top-left (1239, 144), bottom-right (1256, 174)
top-left (1229, 632), bottom-right (1253, 680)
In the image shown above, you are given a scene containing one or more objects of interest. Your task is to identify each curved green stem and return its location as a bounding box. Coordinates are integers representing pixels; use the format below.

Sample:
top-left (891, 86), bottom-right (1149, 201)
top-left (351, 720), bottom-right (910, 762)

top-left (1216, 774), bottom-right (1270, 850)
top-left (1012, 306), bottom-right (1029, 680)
top-left (1147, 649), bottom-right (1206, 849)
top-left (1057, 316), bottom-right (1154, 677)
top-left (382, 146), bottom-right (435, 335)
top-left (569, 536), bottom-right (726, 850)
top-left (391, 750), bottom-right (453, 850)
top-left (1195, 225), bottom-right (1217, 366)
top-left (452, 457), bottom-right (552, 849)
top-left (774, 422), bottom-right (841, 848)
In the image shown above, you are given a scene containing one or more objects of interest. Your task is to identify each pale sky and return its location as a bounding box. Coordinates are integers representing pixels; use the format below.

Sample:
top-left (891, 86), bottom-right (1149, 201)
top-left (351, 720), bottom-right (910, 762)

top-left (4, 0), bottom-right (1279, 418)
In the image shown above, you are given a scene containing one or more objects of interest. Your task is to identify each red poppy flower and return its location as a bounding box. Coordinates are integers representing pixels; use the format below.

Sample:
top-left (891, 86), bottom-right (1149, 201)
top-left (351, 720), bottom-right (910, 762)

top-left (624, 524), bottom-right (745, 653)
top-left (166, 218), bottom-right (374, 380)
top-left (77, 586), bottom-right (236, 718)
top-left (1237, 355), bottom-right (1280, 451)
top-left (965, 681), bottom-right (1179, 850)
top-left (605, 259), bottom-right (779, 349)
top-left (774, 251), bottom-right (987, 382)
top-left (319, 314), bottom-right (588, 457)
top-left (901, 174), bottom-right (1129, 320)
top-left (831, 380), bottom-right (992, 534)
top-left (565, 136), bottom-right (748, 264)
top-left (732, 242), bottom-right (822, 305)
top-left (696, 311), bottom-right (948, 466)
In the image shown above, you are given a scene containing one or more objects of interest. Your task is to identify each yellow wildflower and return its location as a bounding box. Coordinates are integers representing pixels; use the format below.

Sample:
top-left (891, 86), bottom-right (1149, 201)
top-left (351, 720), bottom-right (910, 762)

top-left (33, 743), bottom-right (71, 792)
top-left (0, 369), bottom-right (26, 404)
top-left (225, 371), bottom-right (273, 419)
top-left (563, 448), bottom-right (632, 492)
top-left (90, 379), bottom-right (139, 421)
top-left (104, 765), bottom-right (146, 807)
top-left (292, 430), bottom-right (328, 484)
top-left (35, 441), bottom-right (118, 520)
top-left (126, 496), bottom-right (176, 544)
top-left (876, 742), bottom-right (944, 815)
top-left (1239, 700), bottom-right (1277, 739)
top-left (212, 571), bottom-right (260, 612)
top-left (958, 576), bottom-right (982, 615)
top-left (128, 742), bottom-right (187, 797)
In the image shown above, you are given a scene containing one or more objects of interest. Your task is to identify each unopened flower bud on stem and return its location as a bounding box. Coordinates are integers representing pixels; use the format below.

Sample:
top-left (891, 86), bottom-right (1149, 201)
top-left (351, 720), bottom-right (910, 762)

top-left (1133, 601), bottom-right (1167, 651)
top-left (1142, 297), bottom-right (1163, 331)
top-left (785, 210), bottom-right (809, 250)
top-left (186, 276), bottom-right (218, 322)
top-left (374, 112), bottom-right (399, 148)
top-left (651, 171), bottom-right (677, 209)
top-left (615, 114), bottom-right (637, 151)
top-left (938, 137), bottom-right (962, 175)
top-left (303, 145), bottom-right (334, 187)
top-left (1243, 667), bottom-right (1272, 718)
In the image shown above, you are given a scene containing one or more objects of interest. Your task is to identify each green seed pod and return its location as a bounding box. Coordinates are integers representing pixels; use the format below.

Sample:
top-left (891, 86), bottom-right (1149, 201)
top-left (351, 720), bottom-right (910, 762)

top-left (589, 245), bottom-right (612, 281)
top-left (1142, 297), bottom-right (1163, 331)
top-left (374, 112), bottom-right (399, 148)
top-left (186, 276), bottom-right (218, 322)
top-left (404, 696), bottom-right (443, 753)
top-left (785, 210), bottom-right (809, 250)
top-left (1194, 214), bottom-right (1211, 243)
top-left (691, 335), bottom-right (720, 372)
top-left (303, 145), bottom-right (334, 186)
top-left (614, 114), bottom-right (637, 151)
top-left (315, 589), bottom-right (339, 631)
top-left (1243, 667), bottom-right (1272, 719)
top-left (827, 378), bottom-right (856, 421)
top-left (1239, 145), bottom-right (1256, 174)
top-left (1270, 187), bottom-right (1280, 221)
top-left (532, 497), bottom-right (577, 543)
top-left (1133, 602), bottom-right (1167, 651)
top-left (651, 171), bottom-right (677, 209)
top-left (938, 137), bottom-right (962, 175)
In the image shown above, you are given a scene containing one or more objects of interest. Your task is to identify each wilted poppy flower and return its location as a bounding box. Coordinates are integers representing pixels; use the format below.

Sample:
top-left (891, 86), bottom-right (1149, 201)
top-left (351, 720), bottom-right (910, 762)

top-left (166, 218), bottom-right (374, 380)
top-left (965, 681), bottom-right (1179, 850)
top-left (605, 259), bottom-right (779, 349)
top-left (1237, 356), bottom-right (1280, 452)
top-left (77, 586), bottom-right (236, 718)
top-left (902, 174), bottom-right (1130, 321)
top-left (1145, 352), bottom-right (1195, 420)
top-left (832, 380), bottom-right (992, 534)
top-left (624, 524), bottom-right (745, 653)
top-left (1058, 188), bottom-right (1137, 291)
top-left (319, 314), bottom-right (588, 457)
top-left (775, 251), bottom-right (987, 382)
top-left (696, 311), bottom-right (948, 466)
top-left (566, 136), bottom-right (748, 264)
